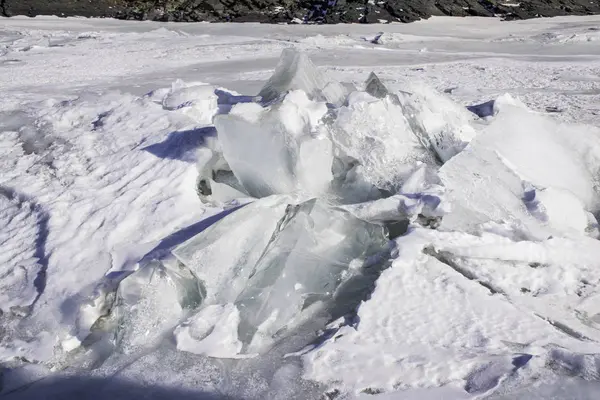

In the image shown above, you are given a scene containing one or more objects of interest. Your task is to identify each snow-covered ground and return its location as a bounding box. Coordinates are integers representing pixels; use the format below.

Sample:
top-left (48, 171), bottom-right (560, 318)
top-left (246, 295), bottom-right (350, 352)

top-left (2, 15), bottom-right (600, 400)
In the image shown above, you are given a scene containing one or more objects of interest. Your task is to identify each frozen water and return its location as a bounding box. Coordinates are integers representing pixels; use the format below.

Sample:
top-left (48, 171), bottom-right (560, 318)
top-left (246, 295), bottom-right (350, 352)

top-left (213, 90), bottom-right (333, 199)
top-left (105, 258), bottom-right (203, 357)
top-left (440, 104), bottom-right (600, 238)
top-left (173, 195), bottom-right (291, 304)
top-left (338, 162), bottom-right (446, 226)
top-left (362, 72), bottom-right (476, 164)
top-left (174, 196), bottom-right (389, 358)
top-left (330, 90), bottom-right (434, 194)
top-left (258, 48), bottom-right (347, 106)
top-left (395, 82), bottom-right (477, 163)
top-left (328, 72), bottom-right (477, 199)
top-left (234, 198), bottom-right (389, 355)
top-left (364, 72), bottom-right (393, 100)
top-left (194, 133), bottom-right (250, 205)
top-left (174, 303), bottom-right (244, 358)
top-left (0, 189), bottom-right (47, 317)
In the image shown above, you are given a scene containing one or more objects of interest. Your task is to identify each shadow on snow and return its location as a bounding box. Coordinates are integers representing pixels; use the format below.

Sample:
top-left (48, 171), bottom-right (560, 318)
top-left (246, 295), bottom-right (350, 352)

top-left (1, 374), bottom-right (231, 400)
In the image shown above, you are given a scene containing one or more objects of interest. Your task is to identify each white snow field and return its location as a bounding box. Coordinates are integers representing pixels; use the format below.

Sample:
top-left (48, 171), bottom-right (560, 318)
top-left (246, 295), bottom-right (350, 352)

top-left (2, 14), bottom-right (600, 400)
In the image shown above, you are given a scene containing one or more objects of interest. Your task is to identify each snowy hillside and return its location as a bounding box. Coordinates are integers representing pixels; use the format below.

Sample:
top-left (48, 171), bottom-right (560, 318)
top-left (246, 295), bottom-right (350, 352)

top-left (2, 15), bottom-right (600, 400)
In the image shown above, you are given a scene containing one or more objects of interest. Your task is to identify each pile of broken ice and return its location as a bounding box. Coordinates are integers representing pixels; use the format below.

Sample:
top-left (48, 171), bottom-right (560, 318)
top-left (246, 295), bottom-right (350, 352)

top-left (75, 48), bottom-right (600, 374)
top-left (80, 48), bottom-right (461, 360)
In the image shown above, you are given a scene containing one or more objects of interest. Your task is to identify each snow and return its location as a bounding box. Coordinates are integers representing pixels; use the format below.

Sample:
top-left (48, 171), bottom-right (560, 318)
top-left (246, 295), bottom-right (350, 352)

top-left (0, 189), bottom-right (46, 316)
top-left (174, 303), bottom-right (244, 358)
top-left (2, 14), bottom-right (600, 400)
top-left (438, 104), bottom-right (600, 239)
top-left (331, 89), bottom-right (434, 194)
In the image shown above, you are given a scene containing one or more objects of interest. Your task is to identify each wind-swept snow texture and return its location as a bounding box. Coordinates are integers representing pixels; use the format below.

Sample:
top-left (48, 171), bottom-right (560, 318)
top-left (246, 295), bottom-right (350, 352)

top-left (2, 15), bottom-right (600, 400)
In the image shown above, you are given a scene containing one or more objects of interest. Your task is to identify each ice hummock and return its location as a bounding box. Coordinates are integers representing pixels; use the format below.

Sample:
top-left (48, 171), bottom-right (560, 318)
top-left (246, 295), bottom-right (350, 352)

top-left (209, 52), bottom-right (479, 204)
top-left (258, 48), bottom-right (348, 107)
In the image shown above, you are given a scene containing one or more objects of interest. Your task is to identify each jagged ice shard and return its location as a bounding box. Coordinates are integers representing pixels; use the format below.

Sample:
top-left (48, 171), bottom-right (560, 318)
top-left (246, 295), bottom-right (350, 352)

top-left (234, 198), bottom-right (389, 354)
top-left (213, 90), bottom-right (334, 199)
top-left (172, 196), bottom-right (292, 304)
top-left (170, 196), bottom-right (389, 356)
top-left (363, 72), bottom-right (476, 164)
top-left (258, 47), bottom-right (348, 106)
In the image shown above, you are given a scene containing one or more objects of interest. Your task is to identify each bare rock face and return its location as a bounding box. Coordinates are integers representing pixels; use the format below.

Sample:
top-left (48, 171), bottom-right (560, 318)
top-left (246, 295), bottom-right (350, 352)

top-left (2, 0), bottom-right (600, 23)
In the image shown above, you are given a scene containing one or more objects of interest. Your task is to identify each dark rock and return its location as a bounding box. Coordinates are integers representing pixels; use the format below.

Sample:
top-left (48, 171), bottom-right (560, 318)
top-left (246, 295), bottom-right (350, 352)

top-left (2, 0), bottom-right (126, 18)
top-left (2, 0), bottom-right (600, 23)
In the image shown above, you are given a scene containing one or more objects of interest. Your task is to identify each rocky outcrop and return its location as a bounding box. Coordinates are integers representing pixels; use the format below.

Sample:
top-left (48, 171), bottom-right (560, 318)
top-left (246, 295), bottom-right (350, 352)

top-left (2, 0), bottom-right (600, 23)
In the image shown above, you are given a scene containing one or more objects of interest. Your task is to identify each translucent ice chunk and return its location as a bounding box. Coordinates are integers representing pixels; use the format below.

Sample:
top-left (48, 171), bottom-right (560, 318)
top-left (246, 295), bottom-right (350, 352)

top-left (363, 73), bottom-right (476, 163)
top-left (234, 198), bottom-right (389, 354)
top-left (172, 195), bottom-right (292, 304)
top-left (195, 135), bottom-right (250, 205)
top-left (213, 90), bottom-right (333, 198)
top-left (364, 72), bottom-right (392, 100)
top-left (395, 82), bottom-right (477, 163)
top-left (258, 48), bottom-right (348, 107)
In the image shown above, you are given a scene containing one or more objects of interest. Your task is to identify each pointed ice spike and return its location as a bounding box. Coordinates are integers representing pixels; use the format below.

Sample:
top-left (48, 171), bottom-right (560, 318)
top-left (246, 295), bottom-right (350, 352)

top-left (363, 73), bottom-right (440, 162)
top-left (258, 48), bottom-right (347, 106)
top-left (365, 72), bottom-right (389, 99)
